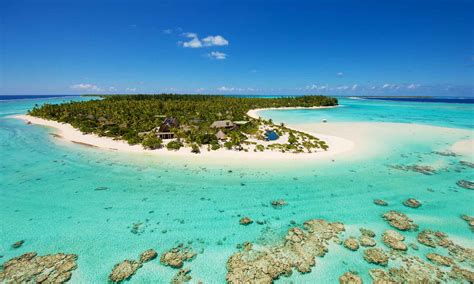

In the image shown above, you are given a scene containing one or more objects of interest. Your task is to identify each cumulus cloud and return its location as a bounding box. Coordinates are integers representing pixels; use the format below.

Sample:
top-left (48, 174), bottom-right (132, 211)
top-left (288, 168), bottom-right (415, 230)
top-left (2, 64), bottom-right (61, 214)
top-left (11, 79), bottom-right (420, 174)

top-left (126, 87), bottom-right (137, 92)
top-left (208, 51), bottom-right (227, 60)
top-left (181, 32), bottom-right (229, 48)
top-left (182, 33), bottom-right (203, 48)
top-left (216, 86), bottom-right (255, 92)
top-left (407, 83), bottom-right (420, 89)
top-left (202, 35), bottom-right (228, 46)
top-left (217, 86), bottom-right (235, 92)
top-left (305, 84), bottom-right (328, 91)
top-left (70, 83), bottom-right (102, 92)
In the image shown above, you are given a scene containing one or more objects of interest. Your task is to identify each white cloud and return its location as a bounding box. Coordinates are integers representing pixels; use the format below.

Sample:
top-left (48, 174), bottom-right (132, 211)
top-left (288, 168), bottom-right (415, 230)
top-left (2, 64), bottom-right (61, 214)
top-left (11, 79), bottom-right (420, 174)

top-left (126, 87), bottom-right (137, 92)
top-left (352, 84), bottom-right (358, 91)
top-left (336, 85), bottom-right (350, 90)
top-left (163, 29), bottom-right (173, 34)
top-left (182, 33), bottom-right (203, 48)
top-left (181, 32), bottom-right (229, 48)
top-left (217, 86), bottom-right (251, 92)
top-left (217, 86), bottom-right (235, 92)
top-left (108, 86), bottom-right (116, 92)
top-left (70, 83), bottom-right (102, 92)
top-left (407, 83), bottom-right (420, 89)
top-left (337, 72), bottom-right (344, 77)
top-left (305, 84), bottom-right (328, 91)
top-left (208, 51), bottom-right (227, 60)
top-left (202, 35), bottom-right (228, 46)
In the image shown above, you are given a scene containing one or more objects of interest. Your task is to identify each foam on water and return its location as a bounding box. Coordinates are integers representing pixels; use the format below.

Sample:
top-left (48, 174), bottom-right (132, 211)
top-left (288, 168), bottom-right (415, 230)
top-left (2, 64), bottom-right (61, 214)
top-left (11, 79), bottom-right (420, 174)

top-left (0, 97), bottom-right (473, 283)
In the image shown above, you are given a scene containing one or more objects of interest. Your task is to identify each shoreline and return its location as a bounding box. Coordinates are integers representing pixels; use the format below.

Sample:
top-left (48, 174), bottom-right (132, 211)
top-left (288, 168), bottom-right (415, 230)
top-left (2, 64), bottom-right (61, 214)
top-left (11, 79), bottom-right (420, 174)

top-left (11, 108), bottom-right (355, 160)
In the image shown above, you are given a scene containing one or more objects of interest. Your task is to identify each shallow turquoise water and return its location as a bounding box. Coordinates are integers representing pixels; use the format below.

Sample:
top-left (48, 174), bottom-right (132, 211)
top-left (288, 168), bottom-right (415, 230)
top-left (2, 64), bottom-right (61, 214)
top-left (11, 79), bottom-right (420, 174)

top-left (262, 98), bottom-right (474, 129)
top-left (0, 97), bottom-right (473, 283)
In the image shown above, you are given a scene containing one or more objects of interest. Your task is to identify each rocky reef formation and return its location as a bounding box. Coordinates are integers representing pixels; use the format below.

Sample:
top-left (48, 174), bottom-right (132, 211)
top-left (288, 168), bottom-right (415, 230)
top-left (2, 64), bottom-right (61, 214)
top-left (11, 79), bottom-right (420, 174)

top-left (416, 230), bottom-right (474, 267)
top-left (343, 238), bottom-right (359, 251)
top-left (370, 250), bottom-right (474, 283)
top-left (358, 228), bottom-right (376, 247)
top-left (171, 268), bottom-right (192, 284)
top-left (403, 198), bottom-right (421, 208)
top-left (239, 217), bottom-right (253, 225)
top-left (359, 235), bottom-right (376, 247)
top-left (460, 160), bottom-right (474, 168)
top-left (109, 249), bottom-right (158, 283)
top-left (373, 199), bottom-right (388, 206)
top-left (339, 272), bottom-right (362, 284)
top-left (457, 180), bottom-right (474, 190)
top-left (11, 240), bottom-right (24, 249)
top-left (461, 214), bottom-right (474, 232)
top-left (226, 219), bottom-right (345, 283)
top-left (0, 252), bottom-right (78, 283)
top-left (140, 249), bottom-right (158, 263)
top-left (433, 150), bottom-right (457, 157)
top-left (382, 230), bottom-right (407, 251)
top-left (270, 199), bottom-right (287, 208)
top-left (369, 254), bottom-right (442, 283)
top-left (417, 230), bottom-right (437, 248)
top-left (109, 260), bottom-right (142, 283)
top-left (426, 253), bottom-right (454, 266)
top-left (160, 244), bottom-right (196, 269)
top-left (390, 165), bottom-right (436, 175)
top-left (382, 210), bottom-right (418, 231)
top-left (363, 248), bottom-right (388, 266)
top-left (359, 228), bottom-right (375, 237)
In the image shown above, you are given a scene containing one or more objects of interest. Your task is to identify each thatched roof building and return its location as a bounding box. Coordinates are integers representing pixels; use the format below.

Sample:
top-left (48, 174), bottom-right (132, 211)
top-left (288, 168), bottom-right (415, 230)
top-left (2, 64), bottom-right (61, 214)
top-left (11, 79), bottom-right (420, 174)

top-left (158, 117), bottom-right (179, 132)
top-left (215, 130), bottom-right (226, 140)
top-left (210, 120), bottom-right (235, 129)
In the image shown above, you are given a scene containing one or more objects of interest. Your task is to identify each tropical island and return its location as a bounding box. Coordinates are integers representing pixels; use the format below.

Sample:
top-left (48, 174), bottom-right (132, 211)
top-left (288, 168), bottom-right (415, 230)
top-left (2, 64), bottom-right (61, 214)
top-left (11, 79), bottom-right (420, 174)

top-left (26, 94), bottom-right (338, 154)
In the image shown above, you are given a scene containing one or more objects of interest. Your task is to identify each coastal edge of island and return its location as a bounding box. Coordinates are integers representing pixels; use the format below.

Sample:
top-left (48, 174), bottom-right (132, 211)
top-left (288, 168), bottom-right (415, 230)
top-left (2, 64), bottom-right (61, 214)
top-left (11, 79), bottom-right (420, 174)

top-left (10, 106), bottom-right (355, 161)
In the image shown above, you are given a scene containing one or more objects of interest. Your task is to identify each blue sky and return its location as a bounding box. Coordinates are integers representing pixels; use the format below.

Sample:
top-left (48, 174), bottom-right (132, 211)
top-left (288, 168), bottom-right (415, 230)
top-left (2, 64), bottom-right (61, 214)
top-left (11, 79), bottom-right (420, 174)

top-left (1, 0), bottom-right (473, 96)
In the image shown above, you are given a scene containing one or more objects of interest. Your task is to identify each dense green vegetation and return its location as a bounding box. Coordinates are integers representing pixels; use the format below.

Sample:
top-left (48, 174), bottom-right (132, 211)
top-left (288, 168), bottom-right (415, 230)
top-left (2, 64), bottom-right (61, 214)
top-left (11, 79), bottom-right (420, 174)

top-left (29, 94), bottom-right (338, 153)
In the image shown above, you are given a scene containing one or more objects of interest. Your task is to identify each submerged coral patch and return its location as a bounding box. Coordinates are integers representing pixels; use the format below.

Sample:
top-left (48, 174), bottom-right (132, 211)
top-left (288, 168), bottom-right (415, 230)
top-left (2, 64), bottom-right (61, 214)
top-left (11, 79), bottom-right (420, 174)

top-left (160, 244), bottom-right (196, 269)
top-left (226, 219), bottom-right (344, 283)
top-left (0, 252), bottom-right (78, 283)
top-left (390, 165), bottom-right (436, 175)
top-left (382, 210), bottom-right (418, 231)
top-left (456, 180), bottom-right (474, 190)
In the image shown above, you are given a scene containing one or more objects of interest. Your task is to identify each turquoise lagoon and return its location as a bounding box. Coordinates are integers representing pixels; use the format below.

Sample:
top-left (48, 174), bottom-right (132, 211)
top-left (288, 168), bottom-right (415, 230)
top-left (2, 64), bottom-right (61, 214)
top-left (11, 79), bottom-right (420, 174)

top-left (0, 96), bottom-right (473, 283)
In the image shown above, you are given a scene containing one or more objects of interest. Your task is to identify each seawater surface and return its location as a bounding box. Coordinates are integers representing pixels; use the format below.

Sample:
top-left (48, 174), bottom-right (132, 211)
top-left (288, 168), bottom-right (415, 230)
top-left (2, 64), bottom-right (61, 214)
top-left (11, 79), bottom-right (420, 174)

top-left (0, 96), bottom-right (473, 283)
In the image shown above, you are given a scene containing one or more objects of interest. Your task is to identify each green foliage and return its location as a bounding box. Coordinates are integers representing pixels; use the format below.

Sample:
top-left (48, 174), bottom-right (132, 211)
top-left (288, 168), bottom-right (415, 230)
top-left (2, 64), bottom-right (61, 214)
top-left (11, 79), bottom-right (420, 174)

top-left (288, 132), bottom-right (298, 145)
top-left (142, 135), bottom-right (162, 150)
top-left (210, 142), bottom-right (220, 151)
top-left (256, 144), bottom-right (265, 152)
top-left (29, 94), bottom-right (337, 151)
top-left (166, 140), bottom-right (183, 151)
top-left (223, 141), bottom-right (233, 150)
top-left (191, 144), bottom-right (201, 154)
top-left (239, 121), bottom-right (259, 134)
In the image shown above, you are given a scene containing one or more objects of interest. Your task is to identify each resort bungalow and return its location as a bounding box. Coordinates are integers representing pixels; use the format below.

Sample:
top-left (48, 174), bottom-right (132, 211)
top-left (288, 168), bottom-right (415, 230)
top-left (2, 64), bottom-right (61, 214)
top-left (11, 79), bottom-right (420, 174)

top-left (215, 129), bottom-right (226, 140)
top-left (155, 117), bottom-right (179, 139)
top-left (210, 120), bottom-right (236, 130)
top-left (233, 120), bottom-right (249, 127)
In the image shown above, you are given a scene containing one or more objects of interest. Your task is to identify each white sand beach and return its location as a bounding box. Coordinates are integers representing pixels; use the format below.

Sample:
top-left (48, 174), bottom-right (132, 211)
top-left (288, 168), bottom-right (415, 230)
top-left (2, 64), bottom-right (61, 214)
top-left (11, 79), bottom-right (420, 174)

top-left (11, 107), bottom-right (472, 163)
top-left (11, 113), bottom-right (355, 161)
